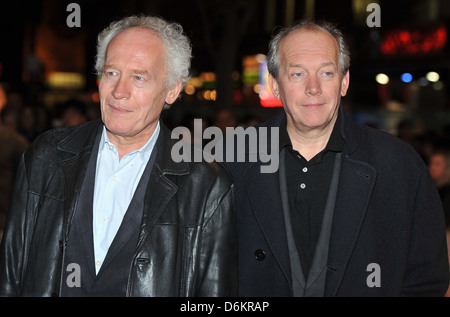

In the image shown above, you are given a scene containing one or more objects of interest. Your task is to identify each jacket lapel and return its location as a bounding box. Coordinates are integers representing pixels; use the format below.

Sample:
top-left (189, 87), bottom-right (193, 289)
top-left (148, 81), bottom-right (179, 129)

top-left (135, 124), bottom-right (189, 249)
top-left (72, 139), bottom-right (100, 279)
top-left (58, 120), bottom-right (102, 243)
top-left (241, 110), bottom-right (295, 289)
top-left (325, 112), bottom-right (377, 296)
top-left (244, 158), bottom-right (292, 289)
top-left (56, 120), bottom-right (188, 280)
top-left (245, 107), bottom-right (378, 296)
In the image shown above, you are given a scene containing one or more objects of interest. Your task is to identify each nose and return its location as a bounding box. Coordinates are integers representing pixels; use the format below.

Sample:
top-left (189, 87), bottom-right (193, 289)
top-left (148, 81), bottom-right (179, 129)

top-left (112, 77), bottom-right (131, 99)
top-left (305, 74), bottom-right (321, 96)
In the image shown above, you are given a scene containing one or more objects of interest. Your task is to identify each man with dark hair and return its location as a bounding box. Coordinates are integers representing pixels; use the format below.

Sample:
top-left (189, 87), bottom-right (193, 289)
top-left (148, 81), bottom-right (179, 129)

top-left (224, 20), bottom-right (449, 296)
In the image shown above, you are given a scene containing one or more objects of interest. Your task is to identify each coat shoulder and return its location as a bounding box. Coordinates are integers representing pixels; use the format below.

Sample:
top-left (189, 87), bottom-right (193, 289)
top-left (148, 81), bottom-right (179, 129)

top-left (345, 118), bottom-right (427, 171)
top-left (189, 152), bottom-right (234, 190)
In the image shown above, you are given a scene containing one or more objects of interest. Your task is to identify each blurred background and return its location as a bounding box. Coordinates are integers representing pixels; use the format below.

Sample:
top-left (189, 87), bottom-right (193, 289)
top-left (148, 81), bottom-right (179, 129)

top-left (1, 0), bottom-right (450, 144)
top-left (2, 0), bottom-right (450, 272)
top-left (1, 0), bottom-right (450, 243)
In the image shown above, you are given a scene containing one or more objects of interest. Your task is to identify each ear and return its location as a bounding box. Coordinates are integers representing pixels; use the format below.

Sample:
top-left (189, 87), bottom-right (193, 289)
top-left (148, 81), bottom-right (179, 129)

top-left (340, 70), bottom-right (350, 97)
top-left (268, 74), bottom-right (280, 99)
top-left (165, 80), bottom-right (182, 105)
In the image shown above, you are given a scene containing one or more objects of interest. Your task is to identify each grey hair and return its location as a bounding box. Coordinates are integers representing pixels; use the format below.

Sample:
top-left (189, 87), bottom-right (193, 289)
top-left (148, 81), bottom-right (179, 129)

top-left (267, 20), bottom-right (350, 79)
top-left (95, 15), bottom-right (192, 90)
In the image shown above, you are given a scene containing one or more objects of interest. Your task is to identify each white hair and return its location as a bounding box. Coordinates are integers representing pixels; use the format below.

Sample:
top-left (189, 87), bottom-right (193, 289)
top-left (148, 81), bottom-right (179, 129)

top-left (95, 15), bottom-right (192, 90)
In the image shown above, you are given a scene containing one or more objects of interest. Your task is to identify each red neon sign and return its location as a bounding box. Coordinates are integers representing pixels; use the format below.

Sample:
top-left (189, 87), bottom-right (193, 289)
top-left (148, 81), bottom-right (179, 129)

top-left (381, 26), bottom-right (447, 55)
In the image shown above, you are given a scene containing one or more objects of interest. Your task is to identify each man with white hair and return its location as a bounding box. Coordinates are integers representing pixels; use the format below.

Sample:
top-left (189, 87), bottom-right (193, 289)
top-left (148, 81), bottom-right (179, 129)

top-left (0, 15), bottom-right (238, 297)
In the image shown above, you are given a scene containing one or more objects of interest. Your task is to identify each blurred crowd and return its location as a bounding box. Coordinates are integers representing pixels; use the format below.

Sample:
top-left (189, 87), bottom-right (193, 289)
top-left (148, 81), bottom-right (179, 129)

top-left (395, 119), bottom-right (450, 229)
top-left (1, 81), bottom-right (450, 242)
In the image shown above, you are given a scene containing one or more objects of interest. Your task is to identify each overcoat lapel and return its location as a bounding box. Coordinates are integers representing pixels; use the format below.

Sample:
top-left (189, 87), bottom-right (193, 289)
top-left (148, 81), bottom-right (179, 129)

top-left (244, 162), bottom-right (292, 288)
top-left (325, 152), bottom-right (377, 296)
top-left (255, 106), bottom-right (378, 296)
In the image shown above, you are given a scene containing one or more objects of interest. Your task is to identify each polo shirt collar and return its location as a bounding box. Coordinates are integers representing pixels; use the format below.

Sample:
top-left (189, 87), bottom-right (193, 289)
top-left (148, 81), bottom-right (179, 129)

top-left (279, 109), bottom-right (345, 154)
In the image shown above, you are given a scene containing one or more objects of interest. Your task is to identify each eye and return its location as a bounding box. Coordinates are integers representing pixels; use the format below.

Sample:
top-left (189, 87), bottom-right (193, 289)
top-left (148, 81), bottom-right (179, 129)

top-left (290, 72), bottom-right (304, 80)
top-left (104, 70), bottom-right (117, 77)
top-left (135, 76), bottom-right (144, 81)
top-left (320, 70), bottom-right (335, 79)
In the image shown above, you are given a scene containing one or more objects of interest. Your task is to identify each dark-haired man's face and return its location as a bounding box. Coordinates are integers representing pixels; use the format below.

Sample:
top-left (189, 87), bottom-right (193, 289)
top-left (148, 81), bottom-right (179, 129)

top-left (269, 29), bottom-right (349, 136)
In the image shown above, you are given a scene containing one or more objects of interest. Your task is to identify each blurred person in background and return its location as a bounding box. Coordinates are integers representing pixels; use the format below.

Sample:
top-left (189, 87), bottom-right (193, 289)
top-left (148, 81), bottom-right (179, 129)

top-left (58, 98), bottom-right (88, 127)
top-left (213, 107), bottom-right (237, 134)
top-left (0, 104), bottom-right (19, 131)
top-left (18, 105), bottom-right (39, 142)
top-left (0, 84), bottom-right (29, 242)
top-left (0, 15), bottom-right (237, 297)
top-left (429, 147), bottom-right (450, 228)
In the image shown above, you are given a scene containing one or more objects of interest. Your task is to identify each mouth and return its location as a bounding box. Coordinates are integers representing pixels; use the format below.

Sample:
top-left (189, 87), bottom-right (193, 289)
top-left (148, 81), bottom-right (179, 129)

top-left (108, 104), bottom-right (132, 114)
top-left (302, 103), bottom-right (324, 109)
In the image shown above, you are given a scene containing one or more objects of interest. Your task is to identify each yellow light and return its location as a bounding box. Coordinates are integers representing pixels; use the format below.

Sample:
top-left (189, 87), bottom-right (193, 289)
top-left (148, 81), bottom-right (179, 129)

top-left (187, 77), bottom-right (203, 88)
top-left (426, 71), bottom-right (440, 82)
top-left (201, 72), bottom-right (216, 82)
top-left (210, 89), bottom-right (217, 101)
top-left (203, 90), bottom-right (211, 100)
top-left (47, 72), bottom-right (85, 89)
top-left (376, 73), bottom-right (389, 85)
top-left (184, 84), bottom-right (195, 95)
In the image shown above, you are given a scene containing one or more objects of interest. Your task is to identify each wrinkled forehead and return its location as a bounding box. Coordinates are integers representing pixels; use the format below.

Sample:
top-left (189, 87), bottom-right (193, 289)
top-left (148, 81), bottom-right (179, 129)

top-left (109, 27), bottom-right (162, 50)
top-left (279, 28), bottom-right (340, 65)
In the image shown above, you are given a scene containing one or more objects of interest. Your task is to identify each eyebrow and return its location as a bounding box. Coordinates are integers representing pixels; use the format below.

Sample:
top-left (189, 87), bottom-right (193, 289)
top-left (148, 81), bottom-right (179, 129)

top-left (287, 62), bottom-right (337, 68)
top-left (103, 64), bottom-right (150, 76)
top-left (131, 69), bottom-right (151, 76)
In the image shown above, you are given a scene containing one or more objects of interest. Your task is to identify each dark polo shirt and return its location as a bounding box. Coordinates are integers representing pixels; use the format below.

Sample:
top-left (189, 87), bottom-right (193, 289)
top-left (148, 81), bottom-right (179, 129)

top-left (279, 111), bottom-right (344, 279)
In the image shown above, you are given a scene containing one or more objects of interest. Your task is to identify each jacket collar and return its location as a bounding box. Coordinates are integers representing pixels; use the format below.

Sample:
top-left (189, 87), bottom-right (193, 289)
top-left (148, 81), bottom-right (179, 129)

top-left (56, 118), bottom-right (189, 176)
top-left (57, 119), bottom-right (102, 155)
top-left (56, 118), bottom-right (191, 265)
top-left (153, 122), bottom-right (190, 176)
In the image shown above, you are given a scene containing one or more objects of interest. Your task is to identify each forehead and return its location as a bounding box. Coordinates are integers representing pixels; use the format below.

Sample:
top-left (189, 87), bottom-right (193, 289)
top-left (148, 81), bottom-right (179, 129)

top-left (106, 27), bottom-right (165, 61)
top-left (279, 28), bottom-right (339, 66)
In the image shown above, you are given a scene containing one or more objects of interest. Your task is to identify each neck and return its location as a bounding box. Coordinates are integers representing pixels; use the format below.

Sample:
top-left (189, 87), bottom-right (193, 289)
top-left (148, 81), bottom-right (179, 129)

top-left (287, 119), bottom-right (336, 161)
top-left (106, 124), bottom-right (157, 161)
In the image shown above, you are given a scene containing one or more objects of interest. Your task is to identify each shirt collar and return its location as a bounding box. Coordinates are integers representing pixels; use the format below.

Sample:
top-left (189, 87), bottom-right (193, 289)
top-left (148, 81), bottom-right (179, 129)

top-left (279, 109), bottom-right (344, 153)
top-left (100, 121), bottom-right (160, 160)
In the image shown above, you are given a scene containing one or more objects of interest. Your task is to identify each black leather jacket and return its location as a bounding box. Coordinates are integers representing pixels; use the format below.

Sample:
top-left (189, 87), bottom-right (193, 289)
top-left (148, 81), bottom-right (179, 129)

top-left (0, 119), bottom-right (238, 296)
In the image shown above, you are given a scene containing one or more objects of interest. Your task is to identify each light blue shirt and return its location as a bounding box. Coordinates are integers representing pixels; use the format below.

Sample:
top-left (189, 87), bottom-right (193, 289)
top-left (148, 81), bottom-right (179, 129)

top-left (92, 122), bottom-right (160, 274)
